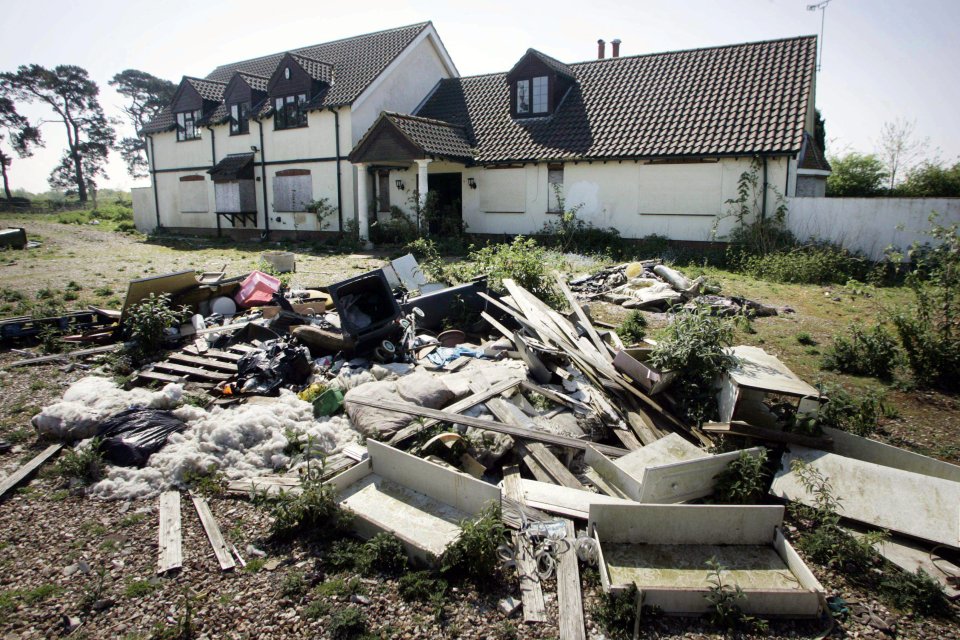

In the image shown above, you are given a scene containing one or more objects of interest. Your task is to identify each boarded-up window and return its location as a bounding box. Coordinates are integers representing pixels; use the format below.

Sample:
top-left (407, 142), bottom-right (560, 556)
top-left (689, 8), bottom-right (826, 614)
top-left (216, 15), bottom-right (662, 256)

top-left (377, 171), bottom-right (390, 213)
top-left (547, 164), bottom-right (563, 213)
top-left (178, 175), bottom-right (208, 213)
top-left (272, 169), bottom-right (312, 212)
top-left (214, 180), bottom-right (257, 213)
top-left (479, 168), bottom-right (525, 213)
top-left (637, 162), bottom-right (723, 215)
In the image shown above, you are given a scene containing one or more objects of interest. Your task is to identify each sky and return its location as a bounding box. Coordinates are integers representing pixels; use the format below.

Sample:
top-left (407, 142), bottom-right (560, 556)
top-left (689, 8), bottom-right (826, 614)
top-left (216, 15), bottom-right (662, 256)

top-left (1, 0), bottom-right (958, 194)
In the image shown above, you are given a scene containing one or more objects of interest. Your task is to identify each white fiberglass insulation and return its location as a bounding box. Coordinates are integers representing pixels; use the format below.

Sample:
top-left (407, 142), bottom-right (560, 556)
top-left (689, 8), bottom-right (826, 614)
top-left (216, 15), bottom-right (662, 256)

top-left (34, 377), bottom-right (360, 500)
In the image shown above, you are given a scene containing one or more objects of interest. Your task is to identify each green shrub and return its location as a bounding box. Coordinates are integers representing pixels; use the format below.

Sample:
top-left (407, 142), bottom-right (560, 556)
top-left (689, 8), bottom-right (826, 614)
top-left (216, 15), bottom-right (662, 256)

top-left (880, 568), bottom-right (951, 616)
top-left (449, 237), bottom-right (561, 306)
top-left (817, 383), bottom-right (883, 437)
top-left (616, 310), bottom-right (647, 345)
top-left (441, 503), bottom-right (508, 585)
top-left (57, 211), bottom-right (90, 225)
top-left (711, 450), bottom-right (769, 504)
top-left (704, 557), bottom-right (767, 632)
top-left (370, 208), bottom-right (419, 245)
top-left (822, 323), bottom-right (900, 381)
top-left (795, 332), bottom-right (816, 346)
top-left (593, 584), bottom-right (639, 639)
top-left (733, 244), bottom-right (870, 285)
top-left (893, 217), bottom-right (960, 391)
top-left (398, 571), bottom-right (447, 602)
top-left (324, 533), bottom-right (407, 576)
top-left (648, 306), bottom-right (735, 425)
top-left (124, 293), bottom-right (186, 363)
top-left (328, 607), bottom-right (368, 640)
top-left (56, 439), bottom-right (105, 486)
top-left (401, 237), bottom-right (448, 283)
top-left (116, 220), bottom-right (138, 234)
top-left (281, 570), bottom-right (308, 599)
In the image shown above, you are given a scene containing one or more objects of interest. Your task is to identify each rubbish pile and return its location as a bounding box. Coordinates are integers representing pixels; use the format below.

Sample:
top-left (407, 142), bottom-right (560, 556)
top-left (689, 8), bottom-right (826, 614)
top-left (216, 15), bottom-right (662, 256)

top-left (4, 251), bottom-right (960, 631)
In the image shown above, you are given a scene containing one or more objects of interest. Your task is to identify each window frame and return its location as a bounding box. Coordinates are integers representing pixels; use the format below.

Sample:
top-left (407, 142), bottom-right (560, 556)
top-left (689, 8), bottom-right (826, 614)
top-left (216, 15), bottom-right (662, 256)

top-left (514, 76), bottom-right (550, 118)
top-left (176, 109), bottom-right (202, 142)
top-left (229, 102), bottom-right (250, 136)
top-left (547, 163), bottom-right (564, 213)
top-left (273, 93), bottom-right (308, 130)
top-left (531, 76), bottom-right (549, 114)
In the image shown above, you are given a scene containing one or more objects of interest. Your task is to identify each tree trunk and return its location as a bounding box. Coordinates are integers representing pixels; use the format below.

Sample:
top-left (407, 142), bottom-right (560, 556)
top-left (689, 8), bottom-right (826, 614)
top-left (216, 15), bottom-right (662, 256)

top-left (1, 158), bottom-right (11, 202)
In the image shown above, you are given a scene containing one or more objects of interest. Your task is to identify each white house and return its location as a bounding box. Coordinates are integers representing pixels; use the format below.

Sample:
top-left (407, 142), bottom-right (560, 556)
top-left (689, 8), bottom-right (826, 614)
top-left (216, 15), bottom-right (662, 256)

top-left (136, 22), bottom-right (458, 237)
top-left (349, 36), bottom-right (830, 244)
top-left (135, 29), bottom-right (829, 244)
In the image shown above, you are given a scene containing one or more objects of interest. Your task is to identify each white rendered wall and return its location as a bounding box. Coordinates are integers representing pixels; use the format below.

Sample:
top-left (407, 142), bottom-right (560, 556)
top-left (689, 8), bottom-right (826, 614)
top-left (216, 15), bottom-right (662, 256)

top-left (787, 197), bottom-right (960, 260)
top-left (131, 186), bottom-right (156, 233)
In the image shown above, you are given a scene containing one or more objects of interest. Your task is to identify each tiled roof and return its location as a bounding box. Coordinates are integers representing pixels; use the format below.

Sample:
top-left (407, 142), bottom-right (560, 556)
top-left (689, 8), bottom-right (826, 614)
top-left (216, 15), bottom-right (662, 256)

top-left (141, 108), bottom-right (176, 134)
top-left (514, 49), bottom-right (576, 81)
top-left (208, 153), bottom-right (255, 181)
top-left (206, 22), bottom-right (430, 106)
top-left (238, 72), bottom-right (269, 92)
top-left (798, 132), bottom-right (831, 172)
top-left (386, 112), bottom-right (474, 161)
top-left (185, 77), bottom-right (227, 102)
top-left (290, 54), bottom-right (334, 83)
top-left (416, 35), bottom-right (817, 163)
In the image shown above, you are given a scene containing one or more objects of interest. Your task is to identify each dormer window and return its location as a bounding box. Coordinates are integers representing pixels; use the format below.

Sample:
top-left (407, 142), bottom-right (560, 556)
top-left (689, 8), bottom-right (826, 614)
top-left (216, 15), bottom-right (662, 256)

top-left (517, 81), bottom-right (530, 114)
top-left (507, 49), bottom-right (576, 120)
top-left (532, 76), bottom-right (548, 113)
top-left (176, 109), bottom-right (201, 141)
top-left (274, 94), bottom-right (307, 130)
top-left (230, 103), bottom-right (249, 135)
top-left (516, 77), bottom-right (548, 115)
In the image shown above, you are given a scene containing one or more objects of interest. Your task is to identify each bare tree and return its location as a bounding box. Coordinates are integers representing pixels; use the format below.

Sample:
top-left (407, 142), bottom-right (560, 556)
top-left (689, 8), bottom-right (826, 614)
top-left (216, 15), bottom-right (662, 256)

top-left (877, 118), bottom-right (928, 191)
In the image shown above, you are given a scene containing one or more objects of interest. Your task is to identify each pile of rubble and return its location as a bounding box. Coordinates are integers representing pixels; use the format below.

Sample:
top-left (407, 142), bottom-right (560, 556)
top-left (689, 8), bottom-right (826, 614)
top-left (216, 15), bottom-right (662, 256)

top-left (2, 251), bottom-right (958, 634)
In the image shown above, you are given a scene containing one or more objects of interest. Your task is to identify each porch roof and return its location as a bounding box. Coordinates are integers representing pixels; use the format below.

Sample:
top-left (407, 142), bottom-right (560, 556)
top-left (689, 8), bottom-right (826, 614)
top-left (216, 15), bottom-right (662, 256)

top-left (349, 112), bottom-right (475, 164)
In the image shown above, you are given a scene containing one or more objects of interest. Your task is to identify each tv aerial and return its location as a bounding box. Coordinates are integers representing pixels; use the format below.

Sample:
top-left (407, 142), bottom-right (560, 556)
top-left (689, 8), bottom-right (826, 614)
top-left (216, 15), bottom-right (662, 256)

top-left (807, 0), bottom-right (834, 71)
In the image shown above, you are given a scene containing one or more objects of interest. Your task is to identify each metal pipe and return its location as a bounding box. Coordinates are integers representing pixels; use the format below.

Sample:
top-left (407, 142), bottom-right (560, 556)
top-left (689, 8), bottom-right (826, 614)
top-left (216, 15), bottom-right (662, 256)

top-left (255, 117), bottom-right (270, 240)
top-left (761, 155), bottom-right (768, 221)
top-left (206, 125), bottom-right (216, 166)
top-left (147, 134), bottom-right (161, 231)
top-left (327, 107), bottom-right (344, 233)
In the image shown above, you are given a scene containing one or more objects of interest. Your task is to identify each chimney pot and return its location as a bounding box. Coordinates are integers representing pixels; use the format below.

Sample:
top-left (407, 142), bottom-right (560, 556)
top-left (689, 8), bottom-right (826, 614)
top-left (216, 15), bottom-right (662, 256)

top-left (597, 39), bottom-right (605, 59)
top-left (611, 39), bottom-right (621, 57)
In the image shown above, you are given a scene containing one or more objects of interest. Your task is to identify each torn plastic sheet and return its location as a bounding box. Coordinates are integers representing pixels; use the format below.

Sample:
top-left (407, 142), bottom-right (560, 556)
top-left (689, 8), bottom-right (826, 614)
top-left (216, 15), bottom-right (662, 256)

top-left (425, 345), bottom-right (486, 367)
top-left (237, 339), bottom-right (312, 394)
top-left (96, 407), bottom-right (188, 467)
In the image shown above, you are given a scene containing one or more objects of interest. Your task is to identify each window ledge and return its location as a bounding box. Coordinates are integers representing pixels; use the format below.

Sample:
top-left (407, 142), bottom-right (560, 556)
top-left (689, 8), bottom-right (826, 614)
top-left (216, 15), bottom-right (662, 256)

top-left (274, 124), bottom-right (309, 132)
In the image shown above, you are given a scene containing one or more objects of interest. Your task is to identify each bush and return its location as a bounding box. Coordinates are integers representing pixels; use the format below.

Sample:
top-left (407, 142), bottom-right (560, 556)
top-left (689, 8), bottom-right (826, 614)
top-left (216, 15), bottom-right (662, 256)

top-left (733, 244), bottom-right (870, 285)
top-left (648, 306), bottom-right (735, 425)
top-left (711, 450), bottom-right (769, 504)
top-left (616, 310), bottom-right (647, 345)
top-left (116, 221), bottom-right (137, 234)
top-left (817, 383), bottom-right (883, 437)
top-left (257, 452), bottom-right (352, 541)
top-left (822, 323), bottom-right (900, 381)
top-left (57, 211), bottom-right (90, 225)
top-left (893, 218), bottom-right (960, 391)
top-left (401, 237), bottom-right (448, 284)
top-left (124, 293), bottom-right (186, 363)
top-left (440, 503), bottom-right (508, 586)
top-left (398, 571), bottom-right (447, 602)
top-left (370, 207), bottom-right (419, 245)
top-left (593, 584), bottom-right (639, 639)
top-left (328, 607), bottom-right (368, 640)
top-left (449, 237), bottom-right (561, 306)
top-left (56, 439), bottom-right (105, 487)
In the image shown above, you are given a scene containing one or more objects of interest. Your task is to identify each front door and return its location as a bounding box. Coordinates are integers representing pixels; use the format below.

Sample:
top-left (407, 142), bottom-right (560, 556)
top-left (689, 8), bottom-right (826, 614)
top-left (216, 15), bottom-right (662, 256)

top-left (426, 172), bottom-right (463, 236)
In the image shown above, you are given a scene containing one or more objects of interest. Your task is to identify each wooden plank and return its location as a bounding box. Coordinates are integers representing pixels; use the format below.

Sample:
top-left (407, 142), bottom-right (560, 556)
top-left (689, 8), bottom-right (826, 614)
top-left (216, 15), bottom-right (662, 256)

top-left (135, 370), bottom-right (187, 385)
top-left (557, 518), bottom-right (586, 640)
top-left (153, 361), bottom-right (232, 381)
top-left (191, 495), bottom-right (236, 571)
top-left (525, 442), bottom-right (586, 490)
top-left (520, 380), bottom-right (593, 414)
top-left (388, 377), bottom-right (522, 446)
top-left (626, 410), bottom-right (663, 446)
top-left (611, 428), bottom-right (643, 451)
top-left (2, 344), bottom-right (120, 369)
top-left (0, 444), bottom-right (63, 501)
top-left (480, 311), bottom-right (516, 345)
top-left (348, 396), bottom-right (629, 458)
top-left (703, 421), bottom-right (833, 449)
top-left (522, 452), bottom-right (555, 483)
top-left (502, 466), bottom-right (547, 623)
top-left (183, 346), bottom-right (244, 361)
top-left (157, 491), bottom-right (183, 574)
top-left (166, 352), bottom-right (238, 372)
top-left (583, 467), bottom-right (632, 499)
top-left (554, 271), bottom-right (610, 363)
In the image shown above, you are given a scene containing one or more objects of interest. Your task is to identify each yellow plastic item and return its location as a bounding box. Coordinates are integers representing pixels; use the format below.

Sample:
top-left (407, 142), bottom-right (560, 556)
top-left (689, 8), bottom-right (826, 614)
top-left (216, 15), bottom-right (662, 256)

top-left (625, 262), bottom-right (644, 278)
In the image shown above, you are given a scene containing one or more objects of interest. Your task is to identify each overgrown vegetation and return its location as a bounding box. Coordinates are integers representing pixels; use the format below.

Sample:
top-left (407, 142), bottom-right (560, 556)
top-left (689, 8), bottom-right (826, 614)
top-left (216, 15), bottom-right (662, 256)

top-left (704, 557), bottom-right (767, 632)
top-left (440, 503), bottom-right (508, 586)
top-left (816, 383), bottom-right (884, 437)
top-left (56, 439), bottom-right (105, 488)
top-left (539, 185), bottom-right (623, 256)
top-left (822, 323), bottom-right (900, 380)
top-left (592, 584), bottom-right (639, 639)
top-left (616, 310), bottom-right (647, 345)
top-left (124, 293), bottom-right (187, 363)
top-left (648, 306), bottom-right (735, 425)
top-left (892, 216), bottom-right (960, 391)
top-left (325, 533), bottom-right (408, 576)
top-left (447, 236), bottom-right (561, 306)
top-left (711, 450), bottom-right (769, 504)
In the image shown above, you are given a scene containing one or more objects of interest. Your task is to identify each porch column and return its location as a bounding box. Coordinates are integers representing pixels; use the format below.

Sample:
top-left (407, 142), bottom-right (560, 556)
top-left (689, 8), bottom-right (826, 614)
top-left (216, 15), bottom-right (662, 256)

top-left (355, 163), bottom-right (372, 249)
top-left (415, 158), bottom-right (431, 208)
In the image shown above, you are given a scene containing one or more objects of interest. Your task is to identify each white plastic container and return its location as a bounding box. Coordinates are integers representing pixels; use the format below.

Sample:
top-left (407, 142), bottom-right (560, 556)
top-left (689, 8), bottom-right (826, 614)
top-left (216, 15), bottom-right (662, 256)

top-left (261, 251), bottom-right (295, 273)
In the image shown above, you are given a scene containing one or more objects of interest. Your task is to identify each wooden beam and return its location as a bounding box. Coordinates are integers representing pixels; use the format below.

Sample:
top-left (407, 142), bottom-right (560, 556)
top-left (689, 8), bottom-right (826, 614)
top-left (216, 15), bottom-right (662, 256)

top-left (522, 452), bottom-right (554, 483)
top-left (520, 380), bottom-right (593, 414)
top-left (152, 361), bottom-right (232, 381)
top-left (166, 353), bottom-right (238, 372)
top-left (557, 518), bottom-right (586, 640)
top-left (0, 444), bottom-right (62, 501)
top-left (553, 271), bottom-right (610, 362)
top-left (502, 466), bottom-right (547, 624)
top-left (524, 443), bottom-right (586, 490)
top-left (191, 495), bottom-right (236, 571)
top-left (387, 377), bottom-right (523, 446)
top-left (611, 428), bottom-right (643, 451)
top-left (347, 396), bottom-right (629, 458)
top-left (157, 491), bottom-right (183, 574)
top-left (2, 345), bottom-right (120, 369)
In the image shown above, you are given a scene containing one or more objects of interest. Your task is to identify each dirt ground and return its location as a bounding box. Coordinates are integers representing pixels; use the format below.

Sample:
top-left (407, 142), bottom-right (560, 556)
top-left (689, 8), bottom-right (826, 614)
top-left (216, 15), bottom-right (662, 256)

top-left (0, 218), bottom-right (958, 639)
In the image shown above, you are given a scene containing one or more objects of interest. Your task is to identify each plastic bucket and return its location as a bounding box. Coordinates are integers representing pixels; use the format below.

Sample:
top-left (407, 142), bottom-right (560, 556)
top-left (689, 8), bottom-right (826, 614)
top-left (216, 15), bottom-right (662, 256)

top-left (261, 251), bottom-right (296, 273)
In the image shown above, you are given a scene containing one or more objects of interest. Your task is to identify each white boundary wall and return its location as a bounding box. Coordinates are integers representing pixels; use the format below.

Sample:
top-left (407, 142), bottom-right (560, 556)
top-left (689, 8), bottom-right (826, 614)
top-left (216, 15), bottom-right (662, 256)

top-left (131, 187), bottom-right (156, 234)
top-left (787, 197), bottom-right (960, 260)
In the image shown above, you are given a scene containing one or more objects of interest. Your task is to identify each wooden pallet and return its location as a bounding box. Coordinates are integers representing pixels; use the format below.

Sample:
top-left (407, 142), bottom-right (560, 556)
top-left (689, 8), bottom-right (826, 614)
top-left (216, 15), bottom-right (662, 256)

top-left (132, 343), bottom-right (249, 387)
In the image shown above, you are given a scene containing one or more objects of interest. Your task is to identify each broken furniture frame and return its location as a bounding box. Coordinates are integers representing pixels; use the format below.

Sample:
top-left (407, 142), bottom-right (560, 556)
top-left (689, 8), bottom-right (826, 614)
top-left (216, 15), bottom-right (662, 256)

top-left (589, 503), bottom-right (824, 617)
top-left (325, 440), bottom-right (501, 565)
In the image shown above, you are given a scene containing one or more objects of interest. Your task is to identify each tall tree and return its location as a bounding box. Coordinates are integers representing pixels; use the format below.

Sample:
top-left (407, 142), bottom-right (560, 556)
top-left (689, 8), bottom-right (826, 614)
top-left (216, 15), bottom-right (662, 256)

top-left (814, 109), bottom-right (826, 156)
top-left (1, 65), bottom-right (115, 204)
top-left (826, 152), bottom-right (888, 197)
top-left (109, 69), bottom-right (176, 178)
top-left (877, 118), bottom-right (928, 191)
top-left (0, 94), bottom-right (43, 201)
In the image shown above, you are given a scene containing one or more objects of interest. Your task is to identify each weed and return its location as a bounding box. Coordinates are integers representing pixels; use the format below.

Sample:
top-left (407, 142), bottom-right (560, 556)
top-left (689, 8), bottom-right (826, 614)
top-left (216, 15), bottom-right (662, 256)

top-left (648, 305), bottom-right (735, 425)
top-left (313, 576), bottom-right (364, 599)
top-left (120, 513), bottom-right (146, 528)
top-left (704, 557), bottom-right (767, 632)
top-left (616, 310), bottom-right (647, 345)
top-left (822, 323), bottom-right (900, 381)
top-left (303, 599), bottom-right (330, 619)
top-left (66, 281), bottom-right (82, 291)
top-left (539, 185), bottom-right (623, 256)
top-left (63, 290), bottom-right (79, 301)
top-left (281, 570), bottom-right (308, 599)
top-left (734, 244), bottom-right (870, 285)
top-left (182, 466), bottom-right (225, 497)
top-left (448, 237), bottom-right (562, 306)
top-left (711, 450), bottom-right (769, 504)
top-left (362, 532), bottom-right (408, 575)
top-left (124, 293), bottom-right (187, 363)
top-left (56, 439), bottom-right (105, 488)
top-left (398, 571), bottom-right (447, 603)
top-left (592, 584), bottom-right (639, 639)
top-left (149, 588), bottom-right (196, 640)
top-left (93, 286), bottom-right (113, 297)
top-left (816, 383), bottom-right (884, 437)
top-left (795, 332), bottom-right (817, 346)
top-left (243, 558), bottom-right (266, 573)
top-left (124, 579), bottom-right (160, 598)
top-left (402, 237), bottom-right (448, 283)
top-left (328, 606), bottom-right (369, 640)
top-left (880, 568), bottom-right (951, 616)
top-left (440, 503), bottom-right (508, 586)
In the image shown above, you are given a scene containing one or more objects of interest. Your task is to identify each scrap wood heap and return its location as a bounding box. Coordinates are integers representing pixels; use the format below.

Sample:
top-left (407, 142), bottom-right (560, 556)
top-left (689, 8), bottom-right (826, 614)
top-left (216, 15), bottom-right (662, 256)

top-left (5, 251), bottom-right (960, 630)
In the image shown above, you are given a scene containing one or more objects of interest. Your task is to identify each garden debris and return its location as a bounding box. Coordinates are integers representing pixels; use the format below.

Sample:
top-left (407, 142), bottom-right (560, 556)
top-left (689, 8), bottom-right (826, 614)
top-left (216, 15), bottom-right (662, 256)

top-left (0, 444), bottom-right (63, 501)
top-left (96, 407), bottom-right (188, 467)
top-left (235, 339), bottom-right (311, 395)
top-left (0, 226), bottom-right (27, 249)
